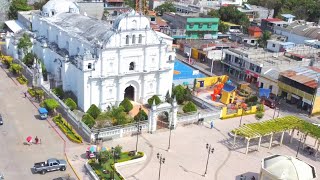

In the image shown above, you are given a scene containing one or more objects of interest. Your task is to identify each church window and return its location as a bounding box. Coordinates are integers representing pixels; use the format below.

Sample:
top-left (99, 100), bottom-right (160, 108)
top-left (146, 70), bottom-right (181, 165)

top-left (125, 35), bottom-right (129, 45)
top-left (132, 20), bottom-right (137, 30)
top-left (88, 63), bottom-right (92, 69)
top-left (168, 55), bottom-right (172, 61)
top-left (129, 62), bottom-right (135, 71)
top-left (138, 34), bottom-right (142, 43)
top-left (132, 35), bottom-right (136, 44)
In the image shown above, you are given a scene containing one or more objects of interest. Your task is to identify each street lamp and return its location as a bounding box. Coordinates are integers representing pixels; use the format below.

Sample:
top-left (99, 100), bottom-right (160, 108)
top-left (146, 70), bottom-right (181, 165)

top-left (157, 153), bottom-right (165, 180)
top-left (135, 119), bottom-right (142, 155)
top-left (296, 131), bottom-right (306, 158)
top-left (111, 147), bottom-right (118, 180)
top-left (204, 143), bottom-right (214, 177)
top-left (167, 124), bottom-right (174, 151)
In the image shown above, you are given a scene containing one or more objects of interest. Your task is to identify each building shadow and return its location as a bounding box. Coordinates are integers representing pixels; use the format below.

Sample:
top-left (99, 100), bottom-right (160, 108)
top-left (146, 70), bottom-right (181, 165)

top-left (235, 172), bottom-right (259, 180)
top-left (178, 165), bottom-right (203, 177)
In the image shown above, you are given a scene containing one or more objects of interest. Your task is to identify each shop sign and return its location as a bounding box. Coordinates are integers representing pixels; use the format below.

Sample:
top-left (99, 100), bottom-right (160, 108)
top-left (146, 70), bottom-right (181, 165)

top-left (245, 70), bottom-right (259, 78)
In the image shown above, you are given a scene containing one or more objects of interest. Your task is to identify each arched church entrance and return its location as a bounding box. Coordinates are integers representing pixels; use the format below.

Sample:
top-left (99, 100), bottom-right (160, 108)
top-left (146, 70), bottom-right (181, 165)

top-left (157, 111), bottom-right (170, 129)
top-left (124, 85), bottom-right (134, 101)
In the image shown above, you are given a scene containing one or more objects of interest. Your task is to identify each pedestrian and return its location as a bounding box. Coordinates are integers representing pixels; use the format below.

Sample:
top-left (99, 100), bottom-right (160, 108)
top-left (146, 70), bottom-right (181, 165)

top-left (24, 92), bottom-right (27, 98)
top-left (35, 136), bottom-right (39, 144)
top-left (210, 120), bottom-right (214, 129)
top-left (251, 176), bottom-right (256, 180)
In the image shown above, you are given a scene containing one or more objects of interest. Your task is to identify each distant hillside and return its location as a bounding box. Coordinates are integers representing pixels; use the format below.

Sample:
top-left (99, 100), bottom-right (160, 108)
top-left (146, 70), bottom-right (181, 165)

top-left (248, 0), bottom-right (320, 22)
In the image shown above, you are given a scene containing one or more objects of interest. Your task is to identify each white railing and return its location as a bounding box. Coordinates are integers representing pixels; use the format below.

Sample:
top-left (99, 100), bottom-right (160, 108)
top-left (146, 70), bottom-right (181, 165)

top-left (96, 121), bottom-right (149, 140)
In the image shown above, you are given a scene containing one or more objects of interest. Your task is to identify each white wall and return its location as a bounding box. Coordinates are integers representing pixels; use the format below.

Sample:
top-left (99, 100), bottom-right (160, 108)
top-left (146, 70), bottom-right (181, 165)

top-left (267, 41), bottom-right (281, 52)
top-left (258, 76), bottom-right (279, 95)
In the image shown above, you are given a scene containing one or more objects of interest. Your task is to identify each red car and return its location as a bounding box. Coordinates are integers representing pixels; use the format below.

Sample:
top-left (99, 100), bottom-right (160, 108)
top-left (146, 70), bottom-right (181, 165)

top-left (261, 98), bottom-right (276, 108)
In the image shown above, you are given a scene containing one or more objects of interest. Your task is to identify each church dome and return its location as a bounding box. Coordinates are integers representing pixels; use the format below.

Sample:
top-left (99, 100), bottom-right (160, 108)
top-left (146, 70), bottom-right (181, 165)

top-left (42, 0), bottom-right (79, 17)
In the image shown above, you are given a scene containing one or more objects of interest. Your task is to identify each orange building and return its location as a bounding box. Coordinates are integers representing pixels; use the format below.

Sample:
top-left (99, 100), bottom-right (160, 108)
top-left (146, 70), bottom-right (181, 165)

top-left (248, 26), bottom-right (262, 38)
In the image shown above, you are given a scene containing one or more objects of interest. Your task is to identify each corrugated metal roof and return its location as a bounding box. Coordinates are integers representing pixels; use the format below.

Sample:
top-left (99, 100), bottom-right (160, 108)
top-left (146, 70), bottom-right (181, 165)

top-left (280, 66), bottom-right (320, 88)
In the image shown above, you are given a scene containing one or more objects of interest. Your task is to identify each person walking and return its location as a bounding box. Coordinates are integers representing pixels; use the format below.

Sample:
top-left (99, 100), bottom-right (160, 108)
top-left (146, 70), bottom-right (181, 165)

top-left (210, 120), bottom-right (214, 129)
top-left (35, 136), bottom-right (39, 144)
top-left (24, 92), bottom-right (27, 98)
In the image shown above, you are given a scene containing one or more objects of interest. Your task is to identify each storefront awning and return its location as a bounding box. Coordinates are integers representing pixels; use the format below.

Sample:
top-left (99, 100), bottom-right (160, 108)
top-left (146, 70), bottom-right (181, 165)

top-left (5, 20), bottom-right (25, 33)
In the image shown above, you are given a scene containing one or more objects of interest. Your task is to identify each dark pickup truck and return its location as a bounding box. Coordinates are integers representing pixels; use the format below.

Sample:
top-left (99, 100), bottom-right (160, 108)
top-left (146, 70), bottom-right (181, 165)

top-left (33, 158), bottom-right (67, 175)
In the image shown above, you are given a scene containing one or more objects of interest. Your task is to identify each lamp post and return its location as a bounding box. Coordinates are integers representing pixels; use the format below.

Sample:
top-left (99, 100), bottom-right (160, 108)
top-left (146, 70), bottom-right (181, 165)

top-left (203, 143), bottom-right (214, 177)
top-left (296, 131), bottom-right (306, 158)
top-left (239, 109), bottom-right (244, 127)
top-left (167, 124), bottom-right (174, 151)
top-left (135, 119), bottom-right (142, 155)
top-left (157, 153), bottom-right (165, 180)
top-left (111, 147), bottom-right (117, 180)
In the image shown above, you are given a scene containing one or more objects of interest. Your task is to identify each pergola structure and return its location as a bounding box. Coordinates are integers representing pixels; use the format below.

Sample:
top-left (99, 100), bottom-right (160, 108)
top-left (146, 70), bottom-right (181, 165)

top-left (232, 116), bottom-right (320, 155)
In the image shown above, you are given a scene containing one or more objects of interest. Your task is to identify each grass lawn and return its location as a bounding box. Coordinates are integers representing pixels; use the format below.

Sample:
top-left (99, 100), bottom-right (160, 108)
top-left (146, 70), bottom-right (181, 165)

top-left (89, 152), bottom-right (144, 180)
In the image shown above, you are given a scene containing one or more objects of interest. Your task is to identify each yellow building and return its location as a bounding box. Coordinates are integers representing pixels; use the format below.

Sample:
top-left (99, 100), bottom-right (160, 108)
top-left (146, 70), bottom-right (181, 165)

top-left (278, 66), bottom-right (320, 115)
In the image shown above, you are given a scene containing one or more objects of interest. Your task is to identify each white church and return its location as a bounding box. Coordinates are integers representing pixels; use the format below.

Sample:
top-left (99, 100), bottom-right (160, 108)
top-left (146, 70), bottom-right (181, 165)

top-left (6, 0), bottom-right (175, 111)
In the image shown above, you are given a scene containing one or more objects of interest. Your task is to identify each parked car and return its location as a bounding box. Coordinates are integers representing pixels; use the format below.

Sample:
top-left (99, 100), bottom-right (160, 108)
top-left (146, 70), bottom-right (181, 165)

top-left (0, 114), bottom-right (3, 125)
top-left (32, 158), bottom-right (66, 175)
top-left (261, 97), bottom-right (276, 109)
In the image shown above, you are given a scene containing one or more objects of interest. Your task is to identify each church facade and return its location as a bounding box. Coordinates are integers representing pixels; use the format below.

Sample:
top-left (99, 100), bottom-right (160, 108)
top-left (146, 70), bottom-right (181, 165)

top-left (6, 0), bottom-right (175, 111)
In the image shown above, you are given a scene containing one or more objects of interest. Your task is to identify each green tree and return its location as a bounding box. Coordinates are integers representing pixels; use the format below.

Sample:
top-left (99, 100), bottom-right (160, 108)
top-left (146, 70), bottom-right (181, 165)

top-left (100, 106), bottom-right (131, 125)
top-left (52, 87), bottom-right (64, 99)
top-left (119, 98), bottom-right (133, 113)
top-left (207, 10), bottom-right (220, 18)
top-left (82, 114), bottom-right (95, 128)
top-left (7, 0), bottom-right (32, 20)
top-left (258, 31), bottom-right (271, 48)
top-left (154, 2), bottom-right (176, 16)
top-left (215, 6), bottom-right (250, 32)
top-left (148, 95), bottom-right (161, 106)
top-left (124, 0), bottom-right (136, 9)
top-left (86, 104), bottom-right (101, 119)
top-left (43, 98), bottom-right (60, 113)
top-left (182, 101), bottom-right (197, 113)
top-left (218, 22), bottom-right (229, 33)
top-left (34, 89), bottom-right (44, 102)
top-left (114, 145), bottom-right (122, 159)
top-left (98, 150), bottom-right (111, 164)
top-left (17, 33), bottom-right (32, 55)
top-left (172, 85), bottom-right (192, 104)
top-left (134, 109), bottom-right (148, 121)
top-left (23, 52), bottom-right (36, 68)
top-left (64, 98), bottom-right (77, 111)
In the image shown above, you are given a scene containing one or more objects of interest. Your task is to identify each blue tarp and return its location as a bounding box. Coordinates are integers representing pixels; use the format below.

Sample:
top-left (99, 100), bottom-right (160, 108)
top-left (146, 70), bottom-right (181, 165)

top-left (259, 88), bottom-right (271, 98)
top-left (223, 83), bottom-right (236, 92)
top-left (38, 108), bottom-right (48, 114)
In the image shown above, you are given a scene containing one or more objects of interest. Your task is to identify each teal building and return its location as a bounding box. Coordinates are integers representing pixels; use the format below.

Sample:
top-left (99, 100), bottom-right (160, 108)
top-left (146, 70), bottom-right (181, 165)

top-left (186, 18), bottom-right (219, 39)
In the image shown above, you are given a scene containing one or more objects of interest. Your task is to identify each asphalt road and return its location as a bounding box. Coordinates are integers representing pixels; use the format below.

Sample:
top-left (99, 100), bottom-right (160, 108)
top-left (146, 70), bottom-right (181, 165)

top-left (0, 66), bottom-right (75, 180)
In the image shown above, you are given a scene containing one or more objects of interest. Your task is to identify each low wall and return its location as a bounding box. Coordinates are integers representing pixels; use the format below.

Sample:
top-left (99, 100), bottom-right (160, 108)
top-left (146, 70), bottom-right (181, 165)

top-left (220, 106), bottom-right (257, 119)
top-left (84, 161), bottom-right (99, 180)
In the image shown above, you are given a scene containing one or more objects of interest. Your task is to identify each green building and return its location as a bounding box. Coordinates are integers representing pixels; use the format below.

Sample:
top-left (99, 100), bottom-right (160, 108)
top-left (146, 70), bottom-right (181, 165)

top-left (186, 18), bottom-right (219, 39)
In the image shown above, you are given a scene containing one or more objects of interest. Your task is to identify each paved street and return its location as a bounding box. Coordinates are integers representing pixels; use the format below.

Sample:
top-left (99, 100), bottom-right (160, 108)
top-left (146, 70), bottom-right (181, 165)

top-left (0, 65), bottom-right (76, 180)
top-left (101, 108), bottom-right (320, 180)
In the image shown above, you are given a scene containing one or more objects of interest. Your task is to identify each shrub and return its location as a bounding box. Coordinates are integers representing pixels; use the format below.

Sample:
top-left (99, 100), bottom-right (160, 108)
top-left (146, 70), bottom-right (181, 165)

top-left (255, 111), bottom-right (264, 120)
top-left (64, 98), bottom-right (77, 111)
top-left (16, 75), bottom-right (28, 84)
top-left (119, 98), bottom-right (133, 113)
top-left (257, 104), bottom-right (264, 112)
top-left (245, 95), bottom-right (258, 103)
top-left (53, 114), bottom-right (82, 143)
top-left (147, 95), bottom-right (161, 106)
top-left (22, 52), bottom-right (36, 68)
top-left (43, 98), bottom-right (60, 112)
top-left (134, 109), bottom-right (148, 121)
top-left (9, 63), bottom-right (22, 75)
top-left (2, 56), bottom-right (13, 68)
top-left (28, 88), bottom-right (36, 97)
top-left (86, 104), bottom-right (101, 119)
top-left (172, 85), bottom-right (185, 104)
top-left (52, 87), bottom-right (64, 99)
top-left (82, 114), bottom-right (95, 128)
top-left (182, 101), bottom-right (197, 113)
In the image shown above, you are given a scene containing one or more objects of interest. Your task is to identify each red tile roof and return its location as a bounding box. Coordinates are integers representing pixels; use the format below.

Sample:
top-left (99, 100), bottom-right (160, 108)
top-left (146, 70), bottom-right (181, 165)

top-left (248, 26), bottom-right (262, 32)
top-left (262, 18), bottom-right (282, 23)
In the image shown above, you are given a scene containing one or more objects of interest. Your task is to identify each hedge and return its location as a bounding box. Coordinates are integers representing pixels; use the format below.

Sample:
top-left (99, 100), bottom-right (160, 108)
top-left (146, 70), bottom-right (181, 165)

top-left (64, 98), bottom-right (77, 111)
top-left (53, 114), bottom-right (83, 143)
top-left (16, 75), bottom-right (28, 85)
top-left (182, 101), bottom-right (197, 113)
top-left (28, 88), bottom-right (36, 97)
